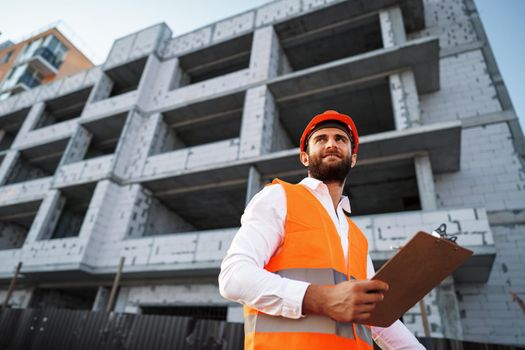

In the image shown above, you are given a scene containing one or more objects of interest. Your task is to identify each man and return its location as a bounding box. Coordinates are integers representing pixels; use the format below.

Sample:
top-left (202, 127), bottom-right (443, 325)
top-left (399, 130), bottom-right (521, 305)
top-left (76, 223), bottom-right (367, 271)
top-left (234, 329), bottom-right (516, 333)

top-left (219, 110), bottom-right (424, 349)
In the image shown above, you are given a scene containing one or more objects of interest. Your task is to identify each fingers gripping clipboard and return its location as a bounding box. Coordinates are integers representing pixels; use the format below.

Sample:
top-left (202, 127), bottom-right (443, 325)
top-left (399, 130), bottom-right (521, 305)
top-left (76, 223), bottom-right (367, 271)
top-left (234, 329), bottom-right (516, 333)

top-left (368, 231), bottom-right (473, 327)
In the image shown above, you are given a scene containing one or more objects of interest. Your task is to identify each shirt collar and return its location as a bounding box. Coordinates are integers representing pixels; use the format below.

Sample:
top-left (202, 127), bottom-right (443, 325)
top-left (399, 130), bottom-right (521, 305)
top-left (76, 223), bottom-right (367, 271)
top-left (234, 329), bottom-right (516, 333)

top-left (299, 177), bottom-right (352, 213)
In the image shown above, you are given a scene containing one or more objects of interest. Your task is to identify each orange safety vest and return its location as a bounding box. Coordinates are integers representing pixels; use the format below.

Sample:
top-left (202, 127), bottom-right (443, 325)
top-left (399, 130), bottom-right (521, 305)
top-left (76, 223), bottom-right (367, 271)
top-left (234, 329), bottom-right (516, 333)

top-left (244, 179), bottom-right (374, 350)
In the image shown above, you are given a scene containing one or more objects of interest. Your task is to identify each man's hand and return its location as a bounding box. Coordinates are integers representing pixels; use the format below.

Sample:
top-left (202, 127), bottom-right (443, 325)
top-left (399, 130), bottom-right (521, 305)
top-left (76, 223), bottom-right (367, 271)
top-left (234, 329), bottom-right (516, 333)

top-left (303, 279), bottom-right (389, 323)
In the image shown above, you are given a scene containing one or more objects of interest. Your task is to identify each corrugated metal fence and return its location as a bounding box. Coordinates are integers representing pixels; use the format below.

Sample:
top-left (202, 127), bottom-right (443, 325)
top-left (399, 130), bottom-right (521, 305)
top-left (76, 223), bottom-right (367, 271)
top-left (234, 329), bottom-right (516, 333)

top-left (1, 308), bottom-right (524, 350)
top-left (0, 308), bottom-right (243, 350)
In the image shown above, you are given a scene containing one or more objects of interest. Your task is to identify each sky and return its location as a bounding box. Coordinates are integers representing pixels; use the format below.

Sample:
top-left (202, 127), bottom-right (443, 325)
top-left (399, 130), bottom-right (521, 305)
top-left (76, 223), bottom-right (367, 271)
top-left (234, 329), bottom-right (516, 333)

top-left (0, 0), bottom-right (523, 128)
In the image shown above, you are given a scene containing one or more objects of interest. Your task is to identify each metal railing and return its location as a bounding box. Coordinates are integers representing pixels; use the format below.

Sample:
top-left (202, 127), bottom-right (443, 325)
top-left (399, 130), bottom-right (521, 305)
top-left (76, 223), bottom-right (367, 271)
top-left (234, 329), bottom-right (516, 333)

top-left (33, 46), bottom-right (62, 69)
top-left (17, 71), bottom-right (41, 89)
top-left (0, 308), bottom-right (522, 350)
top-left (0, 308), bottom-right (244, 350)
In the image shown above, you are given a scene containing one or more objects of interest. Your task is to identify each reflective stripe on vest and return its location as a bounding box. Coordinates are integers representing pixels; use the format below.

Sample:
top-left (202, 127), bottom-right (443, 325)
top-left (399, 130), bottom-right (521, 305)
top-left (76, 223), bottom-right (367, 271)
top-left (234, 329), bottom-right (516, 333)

top-left (245, 268), bottom-right (373, 347)
top-left (244, 179), bottom-right (373, 350)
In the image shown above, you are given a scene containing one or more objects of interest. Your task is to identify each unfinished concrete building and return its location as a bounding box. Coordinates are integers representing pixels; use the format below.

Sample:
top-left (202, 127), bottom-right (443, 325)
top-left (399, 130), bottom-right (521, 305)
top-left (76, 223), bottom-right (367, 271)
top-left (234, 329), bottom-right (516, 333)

top-left (0, 0), bottom-right (524, 346)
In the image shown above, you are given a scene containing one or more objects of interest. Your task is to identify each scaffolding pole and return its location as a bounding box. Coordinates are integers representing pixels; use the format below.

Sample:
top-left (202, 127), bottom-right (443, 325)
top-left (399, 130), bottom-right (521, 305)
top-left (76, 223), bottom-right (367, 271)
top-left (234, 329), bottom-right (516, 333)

top-left (419, 299), bottom-right (431, 337)
top-left (2, 262), bottom-right (22, 309)
top-left (106, 257), bottom-right (125, 312)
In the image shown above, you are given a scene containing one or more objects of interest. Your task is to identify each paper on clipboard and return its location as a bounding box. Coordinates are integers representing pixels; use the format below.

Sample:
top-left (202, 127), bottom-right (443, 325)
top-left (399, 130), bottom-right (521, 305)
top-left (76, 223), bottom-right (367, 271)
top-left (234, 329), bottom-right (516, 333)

top-left (367, 231), bottom-right (473, 327)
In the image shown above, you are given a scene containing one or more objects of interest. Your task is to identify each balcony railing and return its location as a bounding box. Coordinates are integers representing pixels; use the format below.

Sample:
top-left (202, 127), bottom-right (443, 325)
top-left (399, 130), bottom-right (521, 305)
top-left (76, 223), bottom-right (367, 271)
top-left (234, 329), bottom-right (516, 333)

top-left (22, 46), bottom-right (63, 77)
top-left (33, 46), bottom-right (62, 69)
top-left (17, 71), bottom-right (41, 89)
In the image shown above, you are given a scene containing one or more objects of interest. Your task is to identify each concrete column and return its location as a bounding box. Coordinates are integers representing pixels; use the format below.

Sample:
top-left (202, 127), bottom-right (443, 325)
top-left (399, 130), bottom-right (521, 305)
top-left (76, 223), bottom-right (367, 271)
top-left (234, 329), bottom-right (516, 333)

top-left (147, 113), bottom-right (184, 155)
top-left (85, 73), bottom-right (113, 105)
top-left (136, 54), bottom-right (162, 110)
top-left (58, 125), bottom-right (93, 167)
top-left (147, 58), bottom-right (187, 108)
top-left (11, 102), bottom-right (45, 148)
top-left (35, 194), bottom-right (66, 240)
top-left (415, 154), bottom-right (437, 211)
top-left (111, 109), bottom-right (160, 180)
top-left (113, 286), bottom-right (131, 313)
top-left (404, 277), bottom-right (464, 340)
top-left (381, 7), bottom-right (420, 131)
top-left (0, 129), bottom-right (6, 148)
top-left (23, 189), bottom-right (63, 243)
top-left (389, 70), bottom-right (421, 130)
top-left (246, 166), bottom-right (262, 206)
top-left (239, 85), bottom-right (278, 158)
top-left (111, 110), bottom-right (142, 179)
top-left (77, 179), bottom-right (113, 239)
top-left (92, 286), bottom-right (111, 311)
top-left (436, 276), bottom-right (464, 340)
top-left (0, 150), bottom-right (19, 185)
top-left (379, 6), bottom-right (407, 48)
top-left (249, 26), bottom-right (290, 82)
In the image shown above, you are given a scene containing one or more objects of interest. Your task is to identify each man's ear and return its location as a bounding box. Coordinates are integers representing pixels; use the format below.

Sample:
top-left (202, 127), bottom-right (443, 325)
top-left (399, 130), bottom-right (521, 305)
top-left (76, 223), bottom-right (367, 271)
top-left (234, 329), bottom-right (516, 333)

top-left (300, 151), bottom-right (309, 167)
top-left (351, 153), bottom-right (357, 168)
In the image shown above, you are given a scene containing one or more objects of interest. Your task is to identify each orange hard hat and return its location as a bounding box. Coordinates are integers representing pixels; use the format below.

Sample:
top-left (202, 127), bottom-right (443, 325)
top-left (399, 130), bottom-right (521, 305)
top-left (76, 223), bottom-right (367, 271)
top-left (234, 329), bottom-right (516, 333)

top-left (300, 110), bottom-right (359, 154)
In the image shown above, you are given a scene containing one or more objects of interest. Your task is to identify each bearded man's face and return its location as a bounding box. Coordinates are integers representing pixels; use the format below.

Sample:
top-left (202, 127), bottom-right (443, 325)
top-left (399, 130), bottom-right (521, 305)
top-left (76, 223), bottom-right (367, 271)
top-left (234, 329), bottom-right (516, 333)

top-left (301, 128), bottom-right (356, 185)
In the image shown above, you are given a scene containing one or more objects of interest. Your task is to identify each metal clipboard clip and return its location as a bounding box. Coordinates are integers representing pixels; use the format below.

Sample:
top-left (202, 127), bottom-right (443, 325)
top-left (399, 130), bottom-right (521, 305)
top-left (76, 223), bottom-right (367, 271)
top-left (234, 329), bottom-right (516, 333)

top-left (431, 223), bottom-right (458, 243)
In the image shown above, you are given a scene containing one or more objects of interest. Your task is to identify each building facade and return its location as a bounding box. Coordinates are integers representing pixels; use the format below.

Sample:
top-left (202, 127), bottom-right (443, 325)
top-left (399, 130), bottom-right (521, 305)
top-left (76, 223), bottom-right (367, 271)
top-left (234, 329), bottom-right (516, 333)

top-left (0, 0), bottom-right (524, 346)
top-left (0, 27), bottom-right (93, 100)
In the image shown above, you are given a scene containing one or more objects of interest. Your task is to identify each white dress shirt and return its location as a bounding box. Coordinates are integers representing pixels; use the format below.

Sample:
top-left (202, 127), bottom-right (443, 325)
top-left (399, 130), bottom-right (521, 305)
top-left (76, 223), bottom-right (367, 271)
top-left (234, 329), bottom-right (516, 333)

top-left (219, 177), bottom-right (424, 349)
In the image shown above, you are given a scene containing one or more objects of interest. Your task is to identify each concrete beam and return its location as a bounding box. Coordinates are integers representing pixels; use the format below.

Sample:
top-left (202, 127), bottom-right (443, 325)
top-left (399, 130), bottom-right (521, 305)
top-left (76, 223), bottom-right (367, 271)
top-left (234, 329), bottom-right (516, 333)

top-left (137, 121), bottom-right (462, 188)
top-left (268, 37), bottom-right (440, 99)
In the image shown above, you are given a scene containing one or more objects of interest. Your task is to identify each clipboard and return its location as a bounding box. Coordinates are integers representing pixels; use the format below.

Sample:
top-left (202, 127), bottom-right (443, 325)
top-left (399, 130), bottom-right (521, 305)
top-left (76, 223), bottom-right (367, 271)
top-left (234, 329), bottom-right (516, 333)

top-left (367, 231), bottom-right (473, 327)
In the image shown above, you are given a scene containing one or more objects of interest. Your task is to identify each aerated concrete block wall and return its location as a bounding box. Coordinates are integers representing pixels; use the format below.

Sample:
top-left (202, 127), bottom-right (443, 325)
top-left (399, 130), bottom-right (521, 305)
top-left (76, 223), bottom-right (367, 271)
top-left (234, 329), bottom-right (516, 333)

top-left (0, 0), bottom-right (523, 345)
top-left (407, 0), bottom-right (525, 344)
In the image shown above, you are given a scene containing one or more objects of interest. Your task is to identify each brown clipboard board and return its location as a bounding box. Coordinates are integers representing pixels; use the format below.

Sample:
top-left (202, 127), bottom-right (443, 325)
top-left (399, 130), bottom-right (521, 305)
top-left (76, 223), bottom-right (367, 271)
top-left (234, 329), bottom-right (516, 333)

top-left (368, 231), bottom-right (473, 327)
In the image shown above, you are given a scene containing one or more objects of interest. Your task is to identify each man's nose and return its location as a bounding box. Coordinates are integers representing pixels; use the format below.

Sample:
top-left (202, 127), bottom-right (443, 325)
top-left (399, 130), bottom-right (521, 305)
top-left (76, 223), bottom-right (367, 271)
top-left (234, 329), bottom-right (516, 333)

top-left (325, 137), bottom-right (338, 148)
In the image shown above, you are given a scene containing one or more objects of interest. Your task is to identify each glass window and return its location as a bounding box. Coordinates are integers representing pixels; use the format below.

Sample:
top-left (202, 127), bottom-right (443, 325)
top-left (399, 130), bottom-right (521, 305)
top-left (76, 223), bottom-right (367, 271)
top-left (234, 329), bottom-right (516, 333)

top-left (43, 34), bottom-right (68, 65)
top-left (1, 50), bottom-right (13, 64)
top-left (2, 64), bottom-right (28, 90)
top-left (18, 39), bottom-right (42, 62)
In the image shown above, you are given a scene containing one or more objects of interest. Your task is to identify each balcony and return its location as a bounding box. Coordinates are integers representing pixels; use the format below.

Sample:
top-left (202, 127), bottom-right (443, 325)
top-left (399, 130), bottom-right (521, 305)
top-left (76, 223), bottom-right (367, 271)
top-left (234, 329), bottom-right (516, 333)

top-left (4, 138), bottom-right (69, 185)
top-left (35, 87), bottom-right (91, 129)
top-left (0, 107), bottom-right (31, 151)
top-left (27, 47), bottom-right (62, 76)
top-left (140, 165), bottom-right (250, 237)
top-left (46, 182), bottom-right (97, 240)
top-left (175, 33), bottom-right (252, 87)
top-left (5, 70), bottom-right (41, 94)
top-left (160, 91), bottom-right (244, 149)
top-left (0, 198), bottom-right (43, 251)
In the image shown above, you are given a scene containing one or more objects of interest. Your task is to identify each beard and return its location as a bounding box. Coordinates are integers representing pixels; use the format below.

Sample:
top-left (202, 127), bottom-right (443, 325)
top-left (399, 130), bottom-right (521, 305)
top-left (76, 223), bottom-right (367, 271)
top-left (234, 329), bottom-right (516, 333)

top-left (308, 151), bottom-right (352, 185)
